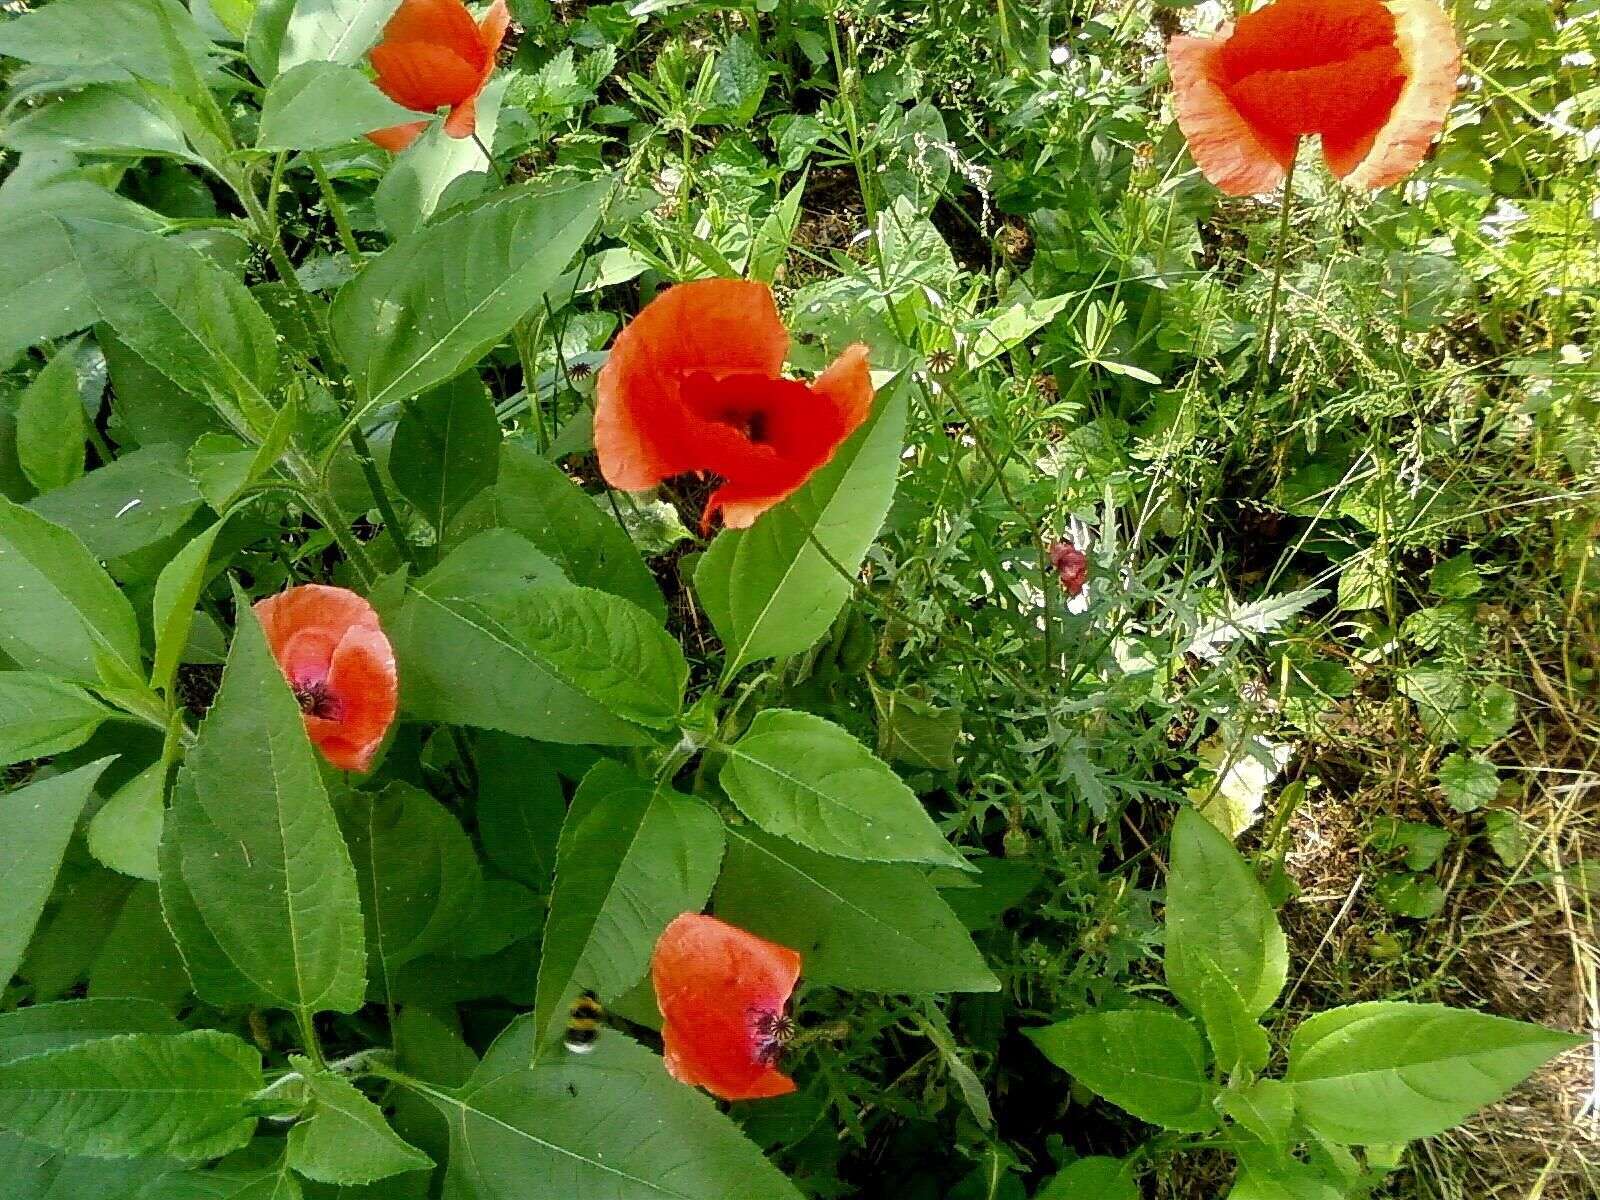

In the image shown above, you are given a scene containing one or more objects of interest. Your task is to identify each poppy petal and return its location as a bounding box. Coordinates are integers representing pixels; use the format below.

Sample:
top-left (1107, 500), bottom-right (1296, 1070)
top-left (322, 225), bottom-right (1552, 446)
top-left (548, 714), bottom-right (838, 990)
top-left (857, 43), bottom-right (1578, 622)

top-left (254, 584), bottom-right (379, 665)
top-left (1327, 0), bottom-right (1458, 188)
top-left (810, 342), bottom-right (874, 435)
top-left (1168, 32), bottom-right (1296, 196)
top-left (651, 913), bottom-right (801, 1102)
top-left (371, 41), bottom-right (481, 113)
top-left (476, 0), bottom-right (511, 68)
top-left (378, 0), bottom-right (486, 69)
top-left (367, 119), bottom-right (429, 152)
top-left (443, 96), bottom-right (478, 140)
top-left (319, 626), bottom-right (399, 773)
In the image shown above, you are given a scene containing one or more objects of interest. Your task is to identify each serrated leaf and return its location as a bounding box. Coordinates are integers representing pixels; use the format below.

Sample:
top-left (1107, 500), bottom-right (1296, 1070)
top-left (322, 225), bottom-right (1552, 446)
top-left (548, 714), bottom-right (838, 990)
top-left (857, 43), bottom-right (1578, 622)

top-left (1287, 1001), bottom-right (1582, 1143)
top-left (0, 0), bottom-right (214, 86)
top-left (0, 673), bottom-right (114, 766)
top-left (720, 709), bottom-right (966, 868)
top-left (287, 1069), bottom-right (432, 1185)
top-left (172, 594), bottom-right (367, 1016)
top-left (0, 1030), bottom-right (261, 1162)
top-left (0, 759), bottom-right (114, 987)
top-left (256, 61), bottom-right (417, 151)
top-left (333, 178), bottom-right (607, 416)
top-left (391, 374), bottom-right (502, 540)
top-left (17, 346), bottom-right (88, 494)
top-left (1036, 1156), bottom-right (1139, 1200)
top-left (1027, 1010), bottom-right (1218, 1133)
top-left (0, 998), bottom-right (180, 1066)
top-left (714, 825), bottom-right (997, 994)
top-left (274, 0), bottom-right (400, 74)
top-left (1184, 588), bottom-right (1325, 662)
top-left (372, 74), bottom-right (509, 238)
top-left (87, 761), bottom-right (166, 882)
top-left (1220, 1078), bottom-right (1295, 1152)
top-left (1, 86), bottom-right (194, 161)
top-left (0, 1130), bottom-right (181, 1198)
top-left (695, 379), bottom-right (905, 672)
top-left (335, 783), bottom-right (483, 1002)
top-left (408, 1028), bottom-right (802, 1200)
top-left (151, 519), bottom-right (229, 698)
top-left (531, 761), bottom-right (723, 1057)
top-left (0, 497), bottom-right (143, 684)
top-left (28, 444), bottom-right (204, 562)
top-left (1166, 807), bottom-right (1288, 1020)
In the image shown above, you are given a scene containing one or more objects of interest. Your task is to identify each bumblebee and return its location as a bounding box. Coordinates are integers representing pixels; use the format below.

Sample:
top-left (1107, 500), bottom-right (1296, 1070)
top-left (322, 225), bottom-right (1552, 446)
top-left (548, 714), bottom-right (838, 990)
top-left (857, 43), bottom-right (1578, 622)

top-left (565, 990), bottom-right (604, 1055)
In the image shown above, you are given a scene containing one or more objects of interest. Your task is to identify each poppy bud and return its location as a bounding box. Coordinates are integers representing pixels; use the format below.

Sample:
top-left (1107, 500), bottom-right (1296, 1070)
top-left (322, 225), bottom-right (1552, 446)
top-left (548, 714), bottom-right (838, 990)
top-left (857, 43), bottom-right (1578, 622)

top-left (1048, 539), bottom-right (1088, 598)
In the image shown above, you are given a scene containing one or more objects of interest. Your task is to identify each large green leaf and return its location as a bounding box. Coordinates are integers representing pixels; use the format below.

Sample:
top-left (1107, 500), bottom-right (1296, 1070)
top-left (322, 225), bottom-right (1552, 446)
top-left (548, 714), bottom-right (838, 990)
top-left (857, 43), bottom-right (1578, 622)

top-left (274, 0), bottom-right (400, 73)
top-left (474, 732), bottom-right (567, 891)
top-left (0, 998), bottom-right (180, 1066)
top-left (0, 674), bottom-right (114, 766)
top-left (256, 61), bottom-right (416, 151)
top-left (331, 178), bottom-right (608, 417)
top-left (0, 759), bottom-right (114, 987)
top-left (0, 497), bottom-right (142, 683)
top-left (1036, 1157), bottom-right (1139, 1200)
top-left (0, 163), bottom-right (161, 366)
top-left (334, 783), bottom-right (483, 1002)
top-left (0, 0), bottom-right (214, 86)
top-left (1026, 1010), bottom-right (1218, 1133)
top-left (720, 709), bottom-right (966, 868)
top-left (531, 761), bottom-right (723, 1057)
top-left (391, 539), bottom-right (685, 745)
top-left (0, 1130), bottom-right (181, 1199)
top-left (86, 761), bottom-right (166, 882)
top-left (714, 825), bottom-right (997, 994)
top-left (59, 220), bottom-right (278, 435)
top-left (390, 374), bottom-right (502, 540)
top-left (410, 1027), bottom-right (802, 1200)
top-left (1286, 1001), bottom-right (1583, 1144)
top-left (1166, 806), bottom-right (1288, 1020)
top-left (172, 596), bottom-right (367, 1016)
top-left (28, 445), bottom-right (205, 562)
top-left (695, 379), bottom-right (905, 672)
top-left (150, 519), bottom-right (229, 697)
top-left (0, 1030), bottom-right (261, 1162)
top-left (1, 86), bottom-right (194, 161)
top-left (287, 1067), bottom-right (432, 1185)
top-left (16, 347), bottom-right (87, 494)
top-left (372, 75), bottom-right (508, 239)
top-left (469, 442), bottom-right (665, 621)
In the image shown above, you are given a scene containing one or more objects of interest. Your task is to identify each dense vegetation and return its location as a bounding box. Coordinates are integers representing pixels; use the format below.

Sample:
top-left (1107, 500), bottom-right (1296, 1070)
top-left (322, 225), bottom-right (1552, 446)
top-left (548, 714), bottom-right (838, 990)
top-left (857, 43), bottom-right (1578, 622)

top-left (0, 1), bottom-right (1595, 1198)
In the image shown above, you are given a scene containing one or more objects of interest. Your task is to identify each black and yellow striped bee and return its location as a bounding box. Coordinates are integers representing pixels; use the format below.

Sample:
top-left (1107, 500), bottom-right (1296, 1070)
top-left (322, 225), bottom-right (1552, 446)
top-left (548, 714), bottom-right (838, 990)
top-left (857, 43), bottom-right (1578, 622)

top-left (565, 990), bottom-right (605, 1055)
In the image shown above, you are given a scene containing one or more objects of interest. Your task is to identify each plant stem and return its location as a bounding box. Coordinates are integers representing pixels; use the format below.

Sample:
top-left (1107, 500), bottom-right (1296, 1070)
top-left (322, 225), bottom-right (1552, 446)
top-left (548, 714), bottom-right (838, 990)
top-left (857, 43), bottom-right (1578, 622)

top-left (309, 154), bottom-right (364, 265)
top-left (295, 1009), bottom-right (327, 1071)
top-left (1242, 141), bottom-right (1299, 442)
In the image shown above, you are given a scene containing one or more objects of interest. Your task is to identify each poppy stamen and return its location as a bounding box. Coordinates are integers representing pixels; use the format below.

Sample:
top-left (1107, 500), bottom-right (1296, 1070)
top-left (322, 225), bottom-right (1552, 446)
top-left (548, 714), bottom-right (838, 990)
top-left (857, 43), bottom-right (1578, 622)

top-left (751, 1007), bottom-right (797, 1065)
top-left (293, 680), bottom-right (339, 720)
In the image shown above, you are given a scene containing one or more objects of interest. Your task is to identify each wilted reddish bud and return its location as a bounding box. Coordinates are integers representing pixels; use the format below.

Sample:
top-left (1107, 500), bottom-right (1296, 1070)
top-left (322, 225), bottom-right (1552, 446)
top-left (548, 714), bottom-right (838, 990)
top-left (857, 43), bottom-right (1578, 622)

top-left (1049, 540), bottom-right (1088, 598)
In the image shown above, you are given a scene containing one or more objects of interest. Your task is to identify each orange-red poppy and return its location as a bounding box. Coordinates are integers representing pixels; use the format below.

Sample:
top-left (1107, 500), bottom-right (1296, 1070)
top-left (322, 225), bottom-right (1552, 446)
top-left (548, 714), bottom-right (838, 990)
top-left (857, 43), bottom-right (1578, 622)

top-left (651, 913), bottom-right (802, 1101)
top-left (366, 0), bottom-right (509, 153)
top-left (254, 585), bottom-right (398, 773)
top-left (594, 279), bottom-right (874, 532)
top-left (1167, 0), bottom-right (1459, 195)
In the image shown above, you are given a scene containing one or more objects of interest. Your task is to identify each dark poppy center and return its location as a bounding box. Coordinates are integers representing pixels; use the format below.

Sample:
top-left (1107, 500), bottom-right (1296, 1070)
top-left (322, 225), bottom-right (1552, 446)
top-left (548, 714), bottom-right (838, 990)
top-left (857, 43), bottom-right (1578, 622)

top-left (717, 408), bottom-right (769, 445)
top-left (750, 1006), bottom-right (796, 1066)
top-left (294, 680), bottom-right (339, 720)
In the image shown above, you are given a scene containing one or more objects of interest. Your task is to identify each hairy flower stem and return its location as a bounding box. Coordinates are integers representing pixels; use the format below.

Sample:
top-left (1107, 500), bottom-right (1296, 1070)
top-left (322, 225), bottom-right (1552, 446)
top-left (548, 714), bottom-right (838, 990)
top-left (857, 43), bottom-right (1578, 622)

top-left (1241, 141), bottom-right (1300, 451)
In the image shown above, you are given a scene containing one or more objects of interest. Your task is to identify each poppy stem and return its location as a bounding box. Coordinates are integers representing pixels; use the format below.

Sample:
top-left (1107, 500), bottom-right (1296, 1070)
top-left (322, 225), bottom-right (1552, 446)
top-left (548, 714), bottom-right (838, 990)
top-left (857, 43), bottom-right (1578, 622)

top-left (472, 132), bottom-right (507, 186)
top-left (309, 154), bottom-right (364, 265)
top-left (1246, 141), bottom-right (1299, 437)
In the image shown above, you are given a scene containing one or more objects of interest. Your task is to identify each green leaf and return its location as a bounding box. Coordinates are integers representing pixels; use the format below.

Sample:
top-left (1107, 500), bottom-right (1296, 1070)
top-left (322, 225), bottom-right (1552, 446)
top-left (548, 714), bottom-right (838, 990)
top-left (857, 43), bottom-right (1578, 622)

top-left (1036, 1157), bottom-right (1139, 1200)
top-left (1220, 1078), bottom-right (1295, 1151)
top-left (714, 825), bottom-right (998, 994)
top-left (392, 547), bottom-right (685, 745)
top-left (1174, 947), bottom-right (1270, 1077)
top-left (0, 759), bottom-right (114, 986)
top-left (1165, 807), bottom-right (1288, 1020)
top-left (0, 1030), bottom-right (261, 1162)
top-left (0, 998), bottom-right (180, 1066)
top-left (256, 61), bottom-right (417, 151)
top-left (0, 0), bottom-right (214, 86)
top-left (1287, 1001), bottom-right (1583, 1143)
top-left (287, 1067), bottom-right (433, 1185)
top-left (1026, 1010), bottom-right (1218, 1133)
top-left (28, 445), bottom-right (205, 562)
top-left (151, 518), bottom-right (230, 698)
top-left (87, 882), bottom-right (190, 1008)
top-left (171, 592), bottom-right (367, 1016)
top-left (470, 443), bottom-right (665, 622)
top-left (532, 761), bottom-right (723, 1057)
top-left (332, 178), bottom-right (607, 416)
top-left (0, 1130), bottom-right (181, 1197)
top-left (1373, 872), bottom-right (1447, 919)
top-left (1226, 1160), bottom-right (1345, 1200)
top-left (87, 761), bottom-right (166, 882)
top-left (1, 86), bottom-right (194, 161)
top-left (0, 497), bottom-right (143, 684)
top-left (695, 380), bottom-right (905, 672)
top-left (59, 219), bottom-right (278, 435)
top-left (274, 0), bottom-right (401, 74)
top-left (334, 783), bottom-right (483, 1002)
top-left (413, 1028), bottom-right (803, 1200)
top-left (703, 33), bottom-right (769, 125)
top-left (719, 709), bottom-right (966, 868)
top-left (390, 374), bottom-right (502, 539)
top-left (373, 75), bottom-right (509, 238)
top-left (17, 346), bottom-right (88, 494)
top-left (0, 673), bottom-right (114, 766)
top-left (1430, 552), bottom-right (1482, 600)
top-left (1440, 752), bottom-right (1497, 819)
top-left (474, 732), bottom-right (566, 891)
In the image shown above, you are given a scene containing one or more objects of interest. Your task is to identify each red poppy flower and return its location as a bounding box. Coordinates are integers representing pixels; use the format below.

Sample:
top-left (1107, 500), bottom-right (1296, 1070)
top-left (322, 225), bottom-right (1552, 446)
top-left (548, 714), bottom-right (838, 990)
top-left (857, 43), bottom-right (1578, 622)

top-left (1049, 539), bottom-right (1088, 598)
top-left (594, 279), bottom-right (874, 532)
top-left (1167, 0), bottom-right (1459, 195)
top-left (254, 585), bottom-right (398, 773)
top-left (366, 0), bottom-right (510, 153)
top-left (651, 913), bottom-right (802, 1101)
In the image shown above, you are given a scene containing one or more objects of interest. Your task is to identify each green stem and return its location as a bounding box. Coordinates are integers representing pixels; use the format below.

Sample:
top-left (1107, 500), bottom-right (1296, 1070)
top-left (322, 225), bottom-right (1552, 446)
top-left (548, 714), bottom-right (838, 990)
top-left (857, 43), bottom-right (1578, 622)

top-left (1242, 141), bottom-right (1299, 439)
top-left (295, 1009), bottom-right (327, 1071)
top-left (309, 154), bottom-right (364, 265)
